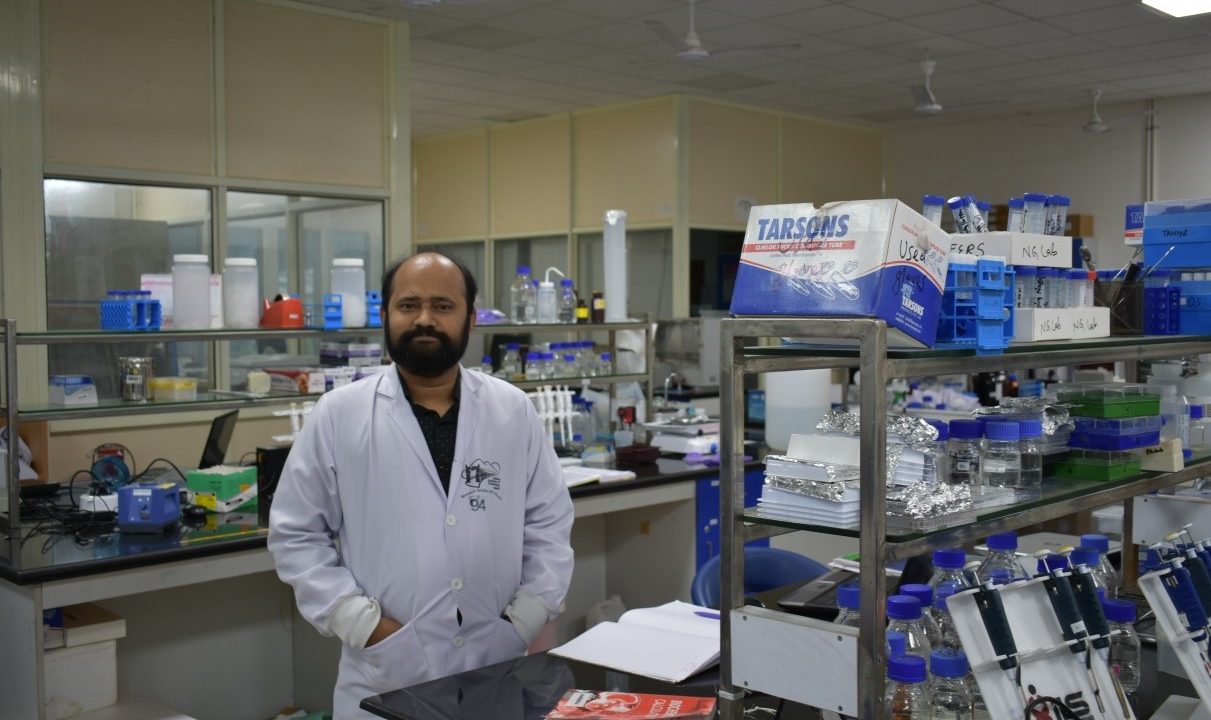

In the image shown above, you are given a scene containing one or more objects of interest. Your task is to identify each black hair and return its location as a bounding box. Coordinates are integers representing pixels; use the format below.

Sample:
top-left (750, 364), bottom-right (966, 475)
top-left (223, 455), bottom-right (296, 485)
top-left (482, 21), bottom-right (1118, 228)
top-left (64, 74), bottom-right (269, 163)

top-left (381, 251), bottom-right (478, 316)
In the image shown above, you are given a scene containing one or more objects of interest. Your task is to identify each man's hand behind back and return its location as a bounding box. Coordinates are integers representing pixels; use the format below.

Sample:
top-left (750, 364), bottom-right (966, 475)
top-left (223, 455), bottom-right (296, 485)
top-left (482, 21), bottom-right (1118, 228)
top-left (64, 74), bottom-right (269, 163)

top-left (365, 616), bottom-right (403, 647)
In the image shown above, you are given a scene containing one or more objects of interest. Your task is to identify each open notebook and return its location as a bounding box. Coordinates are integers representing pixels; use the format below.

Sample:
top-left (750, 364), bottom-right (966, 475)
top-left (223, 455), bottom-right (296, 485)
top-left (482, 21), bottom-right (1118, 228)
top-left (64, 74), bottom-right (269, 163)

top-left (562, 465), bottom-right (637, 488)
top-left (549, 600), bottom-right (720, 683)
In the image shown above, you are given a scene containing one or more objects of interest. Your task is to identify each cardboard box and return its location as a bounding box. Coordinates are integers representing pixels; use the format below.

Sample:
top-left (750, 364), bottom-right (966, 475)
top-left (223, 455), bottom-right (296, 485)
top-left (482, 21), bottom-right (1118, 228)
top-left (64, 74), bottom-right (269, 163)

top-left (1143, 197), bottom-right (1211, 269)
top-left (1066, 214), bottom-right (1094, 238)
top-left (266, 368), bottom-right (326, 394)
top-left (949, 232), bottom-right (1072, 268)
top-left (730, 200), bottom-right (950, 346)
top-left (44, 640), bottom-right (117, 720)
top-left (48, 376), bottom-right (98, 406)
top-left (1068, 306), bottom-right (1111, 339)
top-left (185, 465), bottom-right (258, 513)
top-left (1014, 308), bottom-right (1071, 342)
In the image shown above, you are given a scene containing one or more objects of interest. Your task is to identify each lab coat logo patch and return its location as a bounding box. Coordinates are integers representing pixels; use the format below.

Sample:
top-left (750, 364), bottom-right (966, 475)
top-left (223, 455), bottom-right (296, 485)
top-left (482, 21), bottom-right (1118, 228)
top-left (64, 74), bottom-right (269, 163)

top-left (460, 459), bottom-right (501, 511)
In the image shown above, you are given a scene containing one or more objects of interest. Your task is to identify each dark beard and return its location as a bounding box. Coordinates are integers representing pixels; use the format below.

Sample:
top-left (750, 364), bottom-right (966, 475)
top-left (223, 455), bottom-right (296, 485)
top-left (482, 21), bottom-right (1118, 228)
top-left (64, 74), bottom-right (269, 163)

top-left (385, 319), bottom-right (471, 378)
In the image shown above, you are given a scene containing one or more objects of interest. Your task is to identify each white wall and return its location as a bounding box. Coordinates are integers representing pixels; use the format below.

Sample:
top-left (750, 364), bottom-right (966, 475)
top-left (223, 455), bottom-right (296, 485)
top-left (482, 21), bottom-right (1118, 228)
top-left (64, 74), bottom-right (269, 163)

top-left (1155, 93), bottom-right (1211, 201)
top-left (886, 100), bottom-right (1151, 269)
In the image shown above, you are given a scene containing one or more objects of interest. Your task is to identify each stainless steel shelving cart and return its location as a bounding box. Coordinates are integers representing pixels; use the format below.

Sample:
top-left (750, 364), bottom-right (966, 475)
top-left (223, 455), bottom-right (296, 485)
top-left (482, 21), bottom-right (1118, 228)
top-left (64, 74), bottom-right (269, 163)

top-left (1, 318), bottom-right (653, 536)
top-left (718, 316), bottom-right (1211, 720)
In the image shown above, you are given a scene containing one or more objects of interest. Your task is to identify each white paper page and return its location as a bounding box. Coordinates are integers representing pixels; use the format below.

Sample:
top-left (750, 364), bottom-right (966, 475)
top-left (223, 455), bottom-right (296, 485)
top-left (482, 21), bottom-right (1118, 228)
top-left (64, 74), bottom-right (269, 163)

top-left (561, 466), bottom-right (601, 488)
top-left (618, 600), bottom-right (720, 640)
top-left (548, 621), bottom-right (719, 683)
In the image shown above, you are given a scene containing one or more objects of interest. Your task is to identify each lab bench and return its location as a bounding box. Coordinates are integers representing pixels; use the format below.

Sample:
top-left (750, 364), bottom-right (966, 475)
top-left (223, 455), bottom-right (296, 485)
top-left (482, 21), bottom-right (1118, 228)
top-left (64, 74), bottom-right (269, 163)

top-left (0, 456), bottom-right (758, 720)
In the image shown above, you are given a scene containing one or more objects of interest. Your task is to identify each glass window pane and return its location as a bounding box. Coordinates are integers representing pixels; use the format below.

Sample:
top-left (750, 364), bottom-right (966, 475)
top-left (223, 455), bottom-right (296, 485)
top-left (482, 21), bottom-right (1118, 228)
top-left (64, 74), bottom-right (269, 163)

top-left (577, 229), bottom-right (673, 320)
top-left (492, 236), bottom-right (568, 315)
top-left (44, 180), bottom-right (212, 396)
top-left (224, 192), bottom-right (385, 388)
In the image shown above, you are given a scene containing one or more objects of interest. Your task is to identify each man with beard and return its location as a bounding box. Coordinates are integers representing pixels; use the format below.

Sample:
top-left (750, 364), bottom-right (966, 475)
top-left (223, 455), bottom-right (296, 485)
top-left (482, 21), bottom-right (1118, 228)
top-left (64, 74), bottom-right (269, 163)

top-left (269, 252), bottom-right (574, 719)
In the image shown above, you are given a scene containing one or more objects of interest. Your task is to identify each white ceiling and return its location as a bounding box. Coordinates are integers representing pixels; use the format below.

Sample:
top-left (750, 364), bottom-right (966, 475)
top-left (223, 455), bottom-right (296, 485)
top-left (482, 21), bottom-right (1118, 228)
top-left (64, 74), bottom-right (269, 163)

top-left (300, 0), bottom-right (1211, 137)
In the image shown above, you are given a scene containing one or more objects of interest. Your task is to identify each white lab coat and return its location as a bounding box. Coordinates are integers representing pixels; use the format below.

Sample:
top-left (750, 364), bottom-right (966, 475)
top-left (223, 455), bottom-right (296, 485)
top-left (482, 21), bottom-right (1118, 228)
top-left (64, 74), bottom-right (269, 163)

top-left (268, 367), bottom-right (574, 719)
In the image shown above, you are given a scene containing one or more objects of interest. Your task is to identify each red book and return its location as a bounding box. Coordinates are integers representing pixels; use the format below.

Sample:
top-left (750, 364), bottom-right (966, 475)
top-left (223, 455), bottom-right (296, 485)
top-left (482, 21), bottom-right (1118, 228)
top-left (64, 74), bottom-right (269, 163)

top-left (545, 689), bottom-right (716, 719)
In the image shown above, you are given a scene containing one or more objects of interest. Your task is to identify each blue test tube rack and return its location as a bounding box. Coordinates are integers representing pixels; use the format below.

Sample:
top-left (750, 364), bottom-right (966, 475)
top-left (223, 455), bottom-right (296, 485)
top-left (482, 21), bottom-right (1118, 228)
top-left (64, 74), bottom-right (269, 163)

top-left (367, 291), bottom-right (382, 328)
top-left (323, 293), bottom-right (343, 330)
top-left (100, 290), bottom-right (162, 331)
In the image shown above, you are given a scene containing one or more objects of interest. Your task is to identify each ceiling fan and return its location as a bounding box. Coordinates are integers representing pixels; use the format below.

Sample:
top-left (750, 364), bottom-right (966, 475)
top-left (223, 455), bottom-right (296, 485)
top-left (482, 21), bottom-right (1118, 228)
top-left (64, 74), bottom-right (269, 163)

top-left (644, 0), bottom-right (800, 62)
top-left (910, 50), bottom-right (943, 114)
top-left (1083, 89), bottom-right (1155, 133)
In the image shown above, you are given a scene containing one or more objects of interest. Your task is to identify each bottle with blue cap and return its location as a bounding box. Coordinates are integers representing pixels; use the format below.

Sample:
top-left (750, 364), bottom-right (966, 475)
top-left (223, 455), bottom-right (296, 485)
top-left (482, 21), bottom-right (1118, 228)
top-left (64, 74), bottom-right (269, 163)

top-left (502, 343), bottom-right (522, 378)
top-left (1103, 598), bottom-right (1140, 693)
top-left (524, 351), bottom-right (542, 381)
top-left (1018, 419), bottom-right (1044, 491)
top-left (980, 421), bottom-right (1021, 488)
top-left (947, 196), bottom-right (987, 234)
top-left (1081, 533), bottom-right (1118, 597)
top-left (929, 649), bottom-right (974, 720)
top-left (925, 420), bottom-right (950, 482)
top-left (930, 547), bottom-right (972, 594)
top-left (932, 585), bottom-right (963, 650)
top-left (834, 582), bottom-right (860, 628)
top-left (885, 654), bottom-right (929, 720)
top-left (887, 595), bottom-right (932, 660)
top-left (479, 355), bottom-right (493, 375)
top-left (1036, 553), bottom-right (1070, 576)
top-left (1068, 546), bottom-right (1108, 597)
top-left (900, 584), bottom-right (943, 646)
top-left (948, 419), bottom-right (982, 485)
top-left (977, 532), bottom-right (1026, 584)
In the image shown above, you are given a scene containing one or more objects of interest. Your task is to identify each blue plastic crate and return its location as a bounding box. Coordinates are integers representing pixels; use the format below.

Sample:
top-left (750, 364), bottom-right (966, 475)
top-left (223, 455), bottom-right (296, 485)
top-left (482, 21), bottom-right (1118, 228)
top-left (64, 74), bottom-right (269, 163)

top-left (1181, 293), bottom-right (1211, 334)
top-left (323, 293), bottom-right (343, 330)
top-left (1144, 286), bottom-right (1181, 335)
top-left (367, 291), bottom-right (382, 328)
top-left (99, 291), bottom-right (162, 331)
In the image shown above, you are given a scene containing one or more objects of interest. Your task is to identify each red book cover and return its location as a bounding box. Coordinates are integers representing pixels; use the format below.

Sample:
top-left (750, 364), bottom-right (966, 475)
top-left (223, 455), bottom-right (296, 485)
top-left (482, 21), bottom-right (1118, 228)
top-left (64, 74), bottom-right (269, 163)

top-left (545, 689), bottom-right (716, 719)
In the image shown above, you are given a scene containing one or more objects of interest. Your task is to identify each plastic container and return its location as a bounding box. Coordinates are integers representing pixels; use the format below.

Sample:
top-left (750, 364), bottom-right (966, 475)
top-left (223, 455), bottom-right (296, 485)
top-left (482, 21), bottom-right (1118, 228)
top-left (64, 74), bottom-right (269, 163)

top-left (1014, 266), bottom-right (1036, 308)
top-left (603, 210), bottom-right (628, 322)
top-left (330, 258), bottom-right (367, 328)
top-left (222, 257), bottom-right (260, 329)
top-left (536, 280), bottom-right (558, 324)
top-left (1081, 533), bottom-right (1118, 597)
top-left (1191, 405), bottom-right (1211, 450)
top-left (1045, 194), bottom-right (1071, 236)
top-left (933, 585), bottom-right (963, 650)
top-left (1066, 268), bottom-right (1087, 308)
top-left (1022, 192), bottom-right (1049, 234)
top-left (763, 369), bottom-right (831, 453)
top-left (947, 420), bottom-right (982, 485)
top-left (885, 655), bottom-right (929, 720)
top-left (979, 421), bottom-right (1021, 488)
top-left (1018, 419), bottom-right (1044, 491)
top-left (149, 376), bottom-right (196, 401)
top-left (1007, 197), bottom-right (1025, 233)
top-left (834, 582), bottom-right (860, 628)
top-left (900, 584), bottom-right (943, 647)
top-left (1054, 448), bottom-right (1142, 481)
top-left (976, 200), bottom-right (992, 231)
top-left (511, 267), bottom-right (536, 324)
top-left (1056, 383), bottom-right (1161, 418)
top-left (558, 279), bottom-right (576, 324)
top-left (977, 532), bottom-right (1026, 584)
top-left (1068, 415), bottom-right (1162, 451)
top-left (929, 650), bottom-right (974, 720)
top-left (1103, 598), bottom-right (1140, 693)
top-left (171, 254), bottom-right (212, 329)
top-left (922, 194), bottom-right (945, 226)
top-left (1157, 384), bottom-right (1191, 450)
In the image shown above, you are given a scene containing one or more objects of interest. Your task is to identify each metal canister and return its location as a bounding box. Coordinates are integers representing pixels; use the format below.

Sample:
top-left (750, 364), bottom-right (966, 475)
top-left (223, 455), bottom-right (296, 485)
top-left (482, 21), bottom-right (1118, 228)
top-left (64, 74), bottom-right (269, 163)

top-left (118, 356), bottom-right (154, 402)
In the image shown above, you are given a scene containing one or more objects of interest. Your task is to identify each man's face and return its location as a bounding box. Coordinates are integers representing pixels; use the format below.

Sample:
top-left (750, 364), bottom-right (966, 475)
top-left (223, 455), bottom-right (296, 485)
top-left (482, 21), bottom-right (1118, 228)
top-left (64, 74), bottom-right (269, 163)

top-left (383, 256), bottom-right (474, 377)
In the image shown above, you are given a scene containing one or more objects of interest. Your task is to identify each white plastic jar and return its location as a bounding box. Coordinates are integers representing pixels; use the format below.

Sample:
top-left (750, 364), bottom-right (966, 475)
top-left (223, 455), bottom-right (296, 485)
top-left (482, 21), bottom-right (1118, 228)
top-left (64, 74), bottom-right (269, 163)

top-left (331, 258), bottom-right (367, 328)
top-left (222, 257), bottom-right (260, 329)
top-left (172, 254), bottom-right (212, 329)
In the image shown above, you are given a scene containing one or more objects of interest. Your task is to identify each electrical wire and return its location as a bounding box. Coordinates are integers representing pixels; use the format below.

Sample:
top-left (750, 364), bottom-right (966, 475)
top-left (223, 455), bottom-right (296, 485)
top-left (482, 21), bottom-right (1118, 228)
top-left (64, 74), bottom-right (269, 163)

top-left (133, 457), bottom-right (188, 483)
top-left (238, 451), bottom-right (257, 466)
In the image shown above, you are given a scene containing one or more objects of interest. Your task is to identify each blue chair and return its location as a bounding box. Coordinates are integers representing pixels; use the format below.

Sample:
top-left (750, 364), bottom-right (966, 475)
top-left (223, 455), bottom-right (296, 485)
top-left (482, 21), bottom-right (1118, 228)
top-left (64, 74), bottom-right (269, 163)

top-left (692, 546), bottom-right (829, 609)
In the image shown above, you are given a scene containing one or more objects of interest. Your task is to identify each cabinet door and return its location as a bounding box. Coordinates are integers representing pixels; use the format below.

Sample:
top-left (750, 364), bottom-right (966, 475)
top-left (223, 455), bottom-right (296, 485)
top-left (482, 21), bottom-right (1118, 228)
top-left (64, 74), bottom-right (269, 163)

top-left (695, 468), bottom-right (768, 571)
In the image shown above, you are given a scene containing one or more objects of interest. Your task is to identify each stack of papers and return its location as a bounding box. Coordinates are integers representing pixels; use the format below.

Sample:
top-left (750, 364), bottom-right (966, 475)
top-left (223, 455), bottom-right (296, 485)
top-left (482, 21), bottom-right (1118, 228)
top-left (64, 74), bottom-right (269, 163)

top-left (755, 486), bottom-right (860, 528)
top-left (549, 600), bottom-right (720, 683)
top-left (562, 466), bottom-right (637, 488)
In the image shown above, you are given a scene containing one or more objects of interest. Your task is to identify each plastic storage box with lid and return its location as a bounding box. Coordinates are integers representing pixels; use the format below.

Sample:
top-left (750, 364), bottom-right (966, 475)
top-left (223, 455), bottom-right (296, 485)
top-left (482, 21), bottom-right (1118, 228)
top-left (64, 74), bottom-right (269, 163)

top-left (1055, 384), bottom-right (1161, 418)
top-left (149, 376), bottom-right (198, 402)
top-left (1068, 416), bottom-right (1162, 451)
top-left (730, 200), bottom-right (950, 347)
top-left (1179, 292), bottom-right (1211, 335)
top-left (1142, 197), bottom-right (1211, 268)
top-left (1053, 448), bottom-right (1142, 482)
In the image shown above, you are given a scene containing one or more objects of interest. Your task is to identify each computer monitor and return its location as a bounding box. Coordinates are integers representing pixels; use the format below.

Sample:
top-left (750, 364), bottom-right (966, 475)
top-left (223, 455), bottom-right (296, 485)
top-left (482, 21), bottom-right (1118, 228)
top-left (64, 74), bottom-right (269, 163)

top-left (200, 410), bottom-right (239, 469)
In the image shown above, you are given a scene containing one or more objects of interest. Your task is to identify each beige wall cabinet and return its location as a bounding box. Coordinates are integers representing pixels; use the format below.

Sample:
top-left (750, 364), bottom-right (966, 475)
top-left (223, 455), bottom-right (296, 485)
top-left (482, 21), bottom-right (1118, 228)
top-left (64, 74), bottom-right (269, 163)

top-left (415, 130), bottom-right (488, 241)
top-left (688, 100), bottom-right (778, 228)
top-left (490, 115), bottom-right (571, 237)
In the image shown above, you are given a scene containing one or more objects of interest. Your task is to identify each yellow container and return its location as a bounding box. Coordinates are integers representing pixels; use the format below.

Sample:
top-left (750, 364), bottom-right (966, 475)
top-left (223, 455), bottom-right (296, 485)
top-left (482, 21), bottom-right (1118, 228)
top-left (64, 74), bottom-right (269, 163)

top-left (150, 376), bottom-right (198, 401)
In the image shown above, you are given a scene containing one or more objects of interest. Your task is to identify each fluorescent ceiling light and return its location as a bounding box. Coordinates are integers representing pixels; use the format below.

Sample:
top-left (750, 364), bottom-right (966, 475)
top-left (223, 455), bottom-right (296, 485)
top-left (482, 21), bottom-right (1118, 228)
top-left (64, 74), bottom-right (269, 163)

top-left (1142, 0), bottom-right (1211, 17)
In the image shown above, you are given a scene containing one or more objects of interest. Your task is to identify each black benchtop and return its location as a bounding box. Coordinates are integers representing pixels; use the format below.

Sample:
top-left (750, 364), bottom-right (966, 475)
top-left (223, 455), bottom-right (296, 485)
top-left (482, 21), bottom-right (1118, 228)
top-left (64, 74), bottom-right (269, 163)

top-left (0, 456), bottom-right (760, 586)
